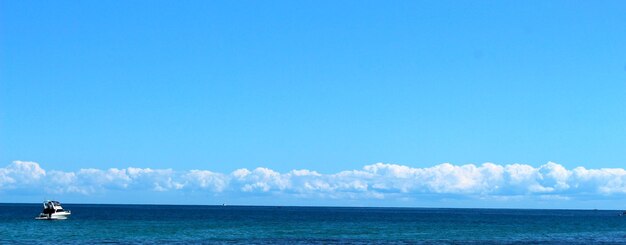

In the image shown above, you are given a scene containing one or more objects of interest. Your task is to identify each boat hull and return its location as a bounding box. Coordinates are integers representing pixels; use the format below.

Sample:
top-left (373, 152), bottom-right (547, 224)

top-left (35, 211), bottom-right (71, 220)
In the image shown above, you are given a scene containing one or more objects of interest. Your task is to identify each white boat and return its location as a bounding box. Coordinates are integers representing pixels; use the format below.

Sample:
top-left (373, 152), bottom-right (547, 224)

top-left (35, 200), bottom-right (71, 220)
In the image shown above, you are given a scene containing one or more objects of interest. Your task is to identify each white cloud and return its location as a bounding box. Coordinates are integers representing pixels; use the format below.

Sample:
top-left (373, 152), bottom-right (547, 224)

top-left (184, 170), bottom-right (227, 192)
top-left (0, 161), bottom-right (46, 189)
top-left (570, 167), bottom-right (626, 195)
top-left (2, 160), bottom-right (626, 202)
top-left (232, 167), bottom-right (290, 192)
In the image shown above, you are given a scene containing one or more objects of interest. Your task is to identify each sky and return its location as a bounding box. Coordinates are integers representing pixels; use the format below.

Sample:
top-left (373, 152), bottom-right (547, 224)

top-left (1, 1), bottom-right (626, 208)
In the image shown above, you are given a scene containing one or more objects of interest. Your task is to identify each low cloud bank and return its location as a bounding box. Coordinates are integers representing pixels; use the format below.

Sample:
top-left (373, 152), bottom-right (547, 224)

top-left (2, 161), bottom-right (626, 200)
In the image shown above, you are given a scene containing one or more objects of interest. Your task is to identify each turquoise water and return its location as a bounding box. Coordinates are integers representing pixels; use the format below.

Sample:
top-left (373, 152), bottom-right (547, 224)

top-left (1, 203), bottom-right (625, 244)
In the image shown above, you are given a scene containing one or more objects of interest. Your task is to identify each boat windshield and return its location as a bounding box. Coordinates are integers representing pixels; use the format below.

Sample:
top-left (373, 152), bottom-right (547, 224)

top-left (44, 201), bottom-right (62, 209)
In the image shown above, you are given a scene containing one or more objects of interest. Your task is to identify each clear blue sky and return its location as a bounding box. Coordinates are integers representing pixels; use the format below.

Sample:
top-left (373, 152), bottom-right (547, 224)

top-left (2, 1), bottom-right (626, 174)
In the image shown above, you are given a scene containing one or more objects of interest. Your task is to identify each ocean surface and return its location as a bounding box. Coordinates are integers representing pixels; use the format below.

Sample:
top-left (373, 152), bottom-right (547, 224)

top-left (1, 203), bottom-right (625, 244)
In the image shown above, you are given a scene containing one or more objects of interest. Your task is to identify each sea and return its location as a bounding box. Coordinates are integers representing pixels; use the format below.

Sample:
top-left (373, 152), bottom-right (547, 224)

top-left (1, 203), bottom-right (625, 244)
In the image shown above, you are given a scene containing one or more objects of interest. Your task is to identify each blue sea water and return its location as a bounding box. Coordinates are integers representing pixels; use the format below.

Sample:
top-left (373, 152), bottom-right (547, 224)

top-left (1, 203), bottom-right (625, 244)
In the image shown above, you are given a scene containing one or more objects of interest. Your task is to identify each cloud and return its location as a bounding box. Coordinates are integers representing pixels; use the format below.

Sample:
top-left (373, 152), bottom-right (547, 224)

top-left (0, 161), bottom-right (46, 189)
top-left (2, 161), bottom-right (626, 202)
top-left (184, 170), bottom-right (227, 192)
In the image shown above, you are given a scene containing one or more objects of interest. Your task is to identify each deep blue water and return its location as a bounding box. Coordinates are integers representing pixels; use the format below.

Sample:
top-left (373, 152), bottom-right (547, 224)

top-left (1, 203), bottom-right (625, 244)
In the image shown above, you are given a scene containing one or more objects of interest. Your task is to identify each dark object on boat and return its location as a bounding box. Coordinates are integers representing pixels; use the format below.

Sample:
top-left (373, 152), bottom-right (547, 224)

top-left (619, 211), bottom-right (626, 216)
